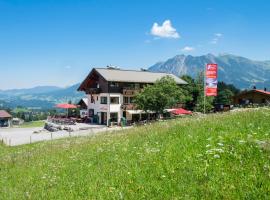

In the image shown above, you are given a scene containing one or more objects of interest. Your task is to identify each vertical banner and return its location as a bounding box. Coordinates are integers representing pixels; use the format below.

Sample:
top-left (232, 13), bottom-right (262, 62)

top-left (205, 63), bottom-right (218, 96)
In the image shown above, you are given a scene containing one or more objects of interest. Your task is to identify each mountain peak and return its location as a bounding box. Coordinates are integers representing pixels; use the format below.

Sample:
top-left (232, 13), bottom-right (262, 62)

top-left (148, 53), bottom-right (270, 89)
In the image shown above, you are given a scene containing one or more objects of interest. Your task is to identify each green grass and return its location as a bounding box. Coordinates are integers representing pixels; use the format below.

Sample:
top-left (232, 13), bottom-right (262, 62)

top-left (18, 120), bottom-right (45, 128)
top-left (1, 108), bottom-right (270, 199)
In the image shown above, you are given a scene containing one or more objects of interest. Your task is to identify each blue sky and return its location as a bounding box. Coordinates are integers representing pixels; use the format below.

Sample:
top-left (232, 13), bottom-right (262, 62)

top-left (0, 0), bottom-right (270, 89)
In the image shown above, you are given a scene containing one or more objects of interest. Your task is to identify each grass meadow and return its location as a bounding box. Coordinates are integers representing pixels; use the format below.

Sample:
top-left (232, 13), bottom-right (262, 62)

top-left (1, 108), bottom-right (270, 199)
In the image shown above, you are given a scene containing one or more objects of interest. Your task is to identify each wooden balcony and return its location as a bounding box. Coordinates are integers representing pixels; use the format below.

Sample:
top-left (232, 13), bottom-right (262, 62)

top-left (85, 88), bottom-right (101, 94)
top-left (121, 103), bottom-right (137, 110)
top-left (122, 88), bottom-right (141, 95)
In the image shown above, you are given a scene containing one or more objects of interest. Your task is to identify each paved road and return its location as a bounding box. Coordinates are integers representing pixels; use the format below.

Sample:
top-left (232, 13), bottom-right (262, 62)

top-left (0, 125), bottom-right (128, 146)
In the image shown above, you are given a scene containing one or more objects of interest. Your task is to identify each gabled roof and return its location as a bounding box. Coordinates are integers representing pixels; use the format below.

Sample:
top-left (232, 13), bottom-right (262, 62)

top-left (235, 89), bottom-right (270, 97)
top-left (254, 89), bottom-right (270, 95)
top-left (78, 68), bottom-right (187, 91)
top-left (94, 68), bottom-right (187, 84)
top-left (0, 110), bottom-right (12, 118)
top-left (82, 98), bottom-right (88, 106)
top-left (77, 98), bottom-right (88, 106)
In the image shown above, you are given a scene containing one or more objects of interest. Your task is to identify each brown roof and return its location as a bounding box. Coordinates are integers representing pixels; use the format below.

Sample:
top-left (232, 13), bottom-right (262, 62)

top-left (78, 67), bottom-right (187, 91)
top-left (0, 110), bottom-right (12, 118)
top-left (255, 90), bottom-right (270, 95)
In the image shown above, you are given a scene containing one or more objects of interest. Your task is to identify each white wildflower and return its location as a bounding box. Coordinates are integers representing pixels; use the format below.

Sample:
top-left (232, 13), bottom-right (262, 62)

top-left (239, 140), bottom-right (246, 144)
top-left (217, 143), bottom-right (224, 146)
top-left (214, 154), bottom-right (220, 159)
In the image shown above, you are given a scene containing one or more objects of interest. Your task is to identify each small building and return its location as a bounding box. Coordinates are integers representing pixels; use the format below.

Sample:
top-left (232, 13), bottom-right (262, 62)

top-left (233, 89), bottom-right (270, 105)
top-left (0, 110), bottom-right (12, 128)
top-left (78, 67), bottom-right (187, 125)
top-left (77, 98), bottom-right (88, 118)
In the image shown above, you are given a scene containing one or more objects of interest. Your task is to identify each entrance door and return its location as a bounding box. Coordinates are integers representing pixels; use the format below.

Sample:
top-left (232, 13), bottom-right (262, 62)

top-left (101, 112), bottom-right (107, 125)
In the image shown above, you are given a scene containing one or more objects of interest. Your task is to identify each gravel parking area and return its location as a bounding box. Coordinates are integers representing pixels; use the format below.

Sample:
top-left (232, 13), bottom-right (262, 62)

top-left (0, 124), bottom-right (128, 146)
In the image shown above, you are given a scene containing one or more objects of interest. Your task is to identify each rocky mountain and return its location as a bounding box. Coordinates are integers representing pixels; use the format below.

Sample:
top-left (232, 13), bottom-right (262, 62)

top-left (0, 83), bottom-right (84, 109)
top-left (148, 54), bottom-right (270, 89)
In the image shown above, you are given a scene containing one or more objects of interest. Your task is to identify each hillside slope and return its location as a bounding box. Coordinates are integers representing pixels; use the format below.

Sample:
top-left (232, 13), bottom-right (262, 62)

top-left (1, 108), bottom-right (270, 199)
top-left (149, 54), bottom-right (270, 89)
top-left (0, 83), bottom-right (84, 109)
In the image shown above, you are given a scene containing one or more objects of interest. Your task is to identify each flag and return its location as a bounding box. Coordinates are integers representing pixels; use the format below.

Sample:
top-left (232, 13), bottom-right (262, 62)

top-left (205, 64), bottom-right (218, 96)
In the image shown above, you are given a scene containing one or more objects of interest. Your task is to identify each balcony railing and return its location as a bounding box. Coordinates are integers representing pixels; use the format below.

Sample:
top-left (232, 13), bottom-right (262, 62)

top-left (121, 103), bottom-right (137, 110)
top-left (122, 88), bottom-right (141, 95)
top-left (85, 88), bottom-right (101, 94)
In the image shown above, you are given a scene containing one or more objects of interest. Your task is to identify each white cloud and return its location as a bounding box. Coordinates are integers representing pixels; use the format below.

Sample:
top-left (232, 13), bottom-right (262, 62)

top-left (151, 20), bottom-right (180, 39)
top-left (211, 33), bottom-right (223, 44)
top-left (215, 33), bottom-right (223, 37)
top-left (181, 46), bottom-right (195, 52)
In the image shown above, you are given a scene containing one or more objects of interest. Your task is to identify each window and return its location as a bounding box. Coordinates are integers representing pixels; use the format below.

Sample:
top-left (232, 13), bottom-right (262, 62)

top-left (100, 96), bottom-right (107, 104)
top-left (135, 83), bottom-right (140, 89)
top-left (88, 109), bottom-right (94, 117)
top-left (124, 96), bottom-right (129, 104)
top-left (91, 95), bottom-right (95, 103)
top-left (110, 97), bottom-right (119, 104)
top-left (127, 83), bottom-right (135, 88)
top-left (124, 96), bottom-right (134, 104)
top-left (110, 82), bottom-right (119, 87)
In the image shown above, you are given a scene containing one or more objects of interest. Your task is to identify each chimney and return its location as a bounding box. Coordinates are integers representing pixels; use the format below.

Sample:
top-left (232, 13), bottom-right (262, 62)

top-left (253, 86), bottom-right (256, 90)
top-left (264, 87), bottom-right (267, 92)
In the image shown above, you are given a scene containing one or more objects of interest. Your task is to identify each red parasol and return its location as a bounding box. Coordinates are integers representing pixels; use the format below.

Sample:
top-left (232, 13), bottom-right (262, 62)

top-left (55, 103), bottom-right (77, 117)
top-left (171, 108), bottom-right (192, 115)
top-left (56, 103), bottom-right (77, 109)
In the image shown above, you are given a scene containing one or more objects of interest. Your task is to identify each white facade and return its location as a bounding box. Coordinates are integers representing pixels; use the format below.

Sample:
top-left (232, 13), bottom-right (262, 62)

top-left (87, 93), bottom-right (123, 125)
top-left (79, 110), bottom-right (88, 118)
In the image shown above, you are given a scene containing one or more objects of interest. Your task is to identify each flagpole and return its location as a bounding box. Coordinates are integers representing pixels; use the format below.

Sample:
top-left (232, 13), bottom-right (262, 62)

top-left (204, 65), bottom-right (206, 114)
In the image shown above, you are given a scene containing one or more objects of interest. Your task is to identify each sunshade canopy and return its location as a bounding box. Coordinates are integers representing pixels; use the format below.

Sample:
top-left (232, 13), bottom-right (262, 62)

top-left (55, 103), bottom-right (77, 109)
top-left (170, 108), bottom-right (192, 115)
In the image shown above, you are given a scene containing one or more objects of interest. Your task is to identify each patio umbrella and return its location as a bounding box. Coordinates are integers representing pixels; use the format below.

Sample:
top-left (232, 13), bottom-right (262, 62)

top-left (55, 103), bottom-right (77, 117)
top-left (171, 108), bottom-right (192, 115)
top-left (56, 103), bottom-right (77, 109)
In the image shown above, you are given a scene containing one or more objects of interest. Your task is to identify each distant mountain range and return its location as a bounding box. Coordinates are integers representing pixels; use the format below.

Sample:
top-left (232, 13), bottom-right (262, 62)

top-left (148, 54), bottom-right (270, 89)
top-left (0, 84), bottom-right (84, 109)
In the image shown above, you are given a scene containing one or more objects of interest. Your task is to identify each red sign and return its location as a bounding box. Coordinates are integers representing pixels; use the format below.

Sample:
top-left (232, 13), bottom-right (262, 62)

top-left (206, 64), bottom-right (218, 96)
top-left (206, 64), bottom-right (218, 78)
top-left (205, 88), bottom-right (217, 96)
